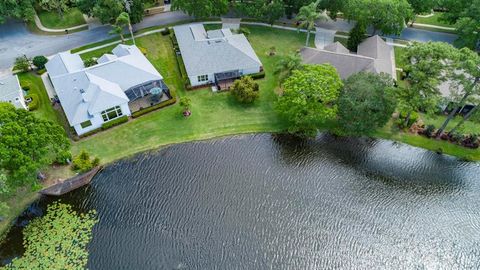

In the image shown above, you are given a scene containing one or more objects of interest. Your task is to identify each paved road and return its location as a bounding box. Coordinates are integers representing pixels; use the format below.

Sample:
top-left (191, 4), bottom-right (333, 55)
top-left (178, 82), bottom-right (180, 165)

top-left (0, 11), bottom-right (191, 69)
top-left (0, 12), bottom-right (456, 70)
top-left (314, 17), bottom-right (458, 44)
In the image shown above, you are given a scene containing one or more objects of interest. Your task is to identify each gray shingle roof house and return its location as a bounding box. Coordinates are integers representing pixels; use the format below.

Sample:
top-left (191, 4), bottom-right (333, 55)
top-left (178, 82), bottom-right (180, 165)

top-left (300, 36), bottom-right (396, 80)
top-left (0, 74), bottom-right (27, 109)
top-left (46, 45), bottom-right (168, 135)
top-left (173, 24), bottom-right (262, 87)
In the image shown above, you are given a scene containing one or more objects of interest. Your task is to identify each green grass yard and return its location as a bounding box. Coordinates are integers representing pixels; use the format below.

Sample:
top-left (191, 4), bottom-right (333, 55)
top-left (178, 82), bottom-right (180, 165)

top-left (37, 7), bottom-right (86, 29)
top-left (414, 12), bottom-right (453, 28)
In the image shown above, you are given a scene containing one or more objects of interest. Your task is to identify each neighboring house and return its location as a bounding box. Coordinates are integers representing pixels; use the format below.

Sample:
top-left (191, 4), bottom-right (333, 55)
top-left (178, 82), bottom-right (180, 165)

top-left (300, 36), bottom-right (396, 80)
top-left (0, 74), bottom-right (27, 109)
top-left (173, 24), bottom-right (263, 88)
top-left (46, 44), bottom-right (170, 136)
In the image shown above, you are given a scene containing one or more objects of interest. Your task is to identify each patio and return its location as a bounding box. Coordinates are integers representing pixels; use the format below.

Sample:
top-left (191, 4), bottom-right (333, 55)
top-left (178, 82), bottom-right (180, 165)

top-left (128, 93), bottom-right (171, 113)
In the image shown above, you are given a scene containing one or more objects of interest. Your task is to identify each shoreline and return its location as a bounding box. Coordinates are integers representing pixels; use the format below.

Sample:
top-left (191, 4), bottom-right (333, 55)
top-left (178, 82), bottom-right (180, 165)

top-left (1, 130), bottom-right (478, 241)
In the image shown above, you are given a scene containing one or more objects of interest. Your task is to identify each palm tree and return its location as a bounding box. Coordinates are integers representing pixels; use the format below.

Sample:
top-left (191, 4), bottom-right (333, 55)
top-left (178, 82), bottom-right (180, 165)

top-left (109, 12), bottom-right (135, 45)
top-left (295, 0), bottom-right (329, 47)
top-left (275, 52), bottom-right (303, 82)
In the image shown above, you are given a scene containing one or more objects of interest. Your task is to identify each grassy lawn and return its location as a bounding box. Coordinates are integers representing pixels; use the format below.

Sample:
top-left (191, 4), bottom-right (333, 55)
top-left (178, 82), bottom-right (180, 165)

top-left (376, 121), bottom-right (480, 161)
top-left (394, 46), bottom-right (407, 69)
top-left (37, 7), bottom-right (86, 29)
top-left (414, 12), bottom-right (453, 28)
top-left (421, 113), bottom-right (480, 134)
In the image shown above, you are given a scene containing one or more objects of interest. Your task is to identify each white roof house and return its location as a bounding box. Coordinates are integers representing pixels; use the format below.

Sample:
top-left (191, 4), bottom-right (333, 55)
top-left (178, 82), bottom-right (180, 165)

top-left (173, 24), bottom-right (263, 87)
top-left (300, 36), bottom-right (396, 80)
top-left (0, 74), bottom-right (27, 109)
top-left (46, 44), bottom-right (168, 135)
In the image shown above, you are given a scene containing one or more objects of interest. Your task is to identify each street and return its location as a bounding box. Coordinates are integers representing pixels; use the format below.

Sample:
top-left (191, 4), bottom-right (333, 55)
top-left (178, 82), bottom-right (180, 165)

top-left (0, 11), bottom-right (457, 70)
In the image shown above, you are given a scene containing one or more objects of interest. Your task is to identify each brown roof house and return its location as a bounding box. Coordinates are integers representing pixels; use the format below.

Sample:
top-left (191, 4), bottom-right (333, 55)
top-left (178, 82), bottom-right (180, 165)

top-left (300, 36), bottom-right (396, 80)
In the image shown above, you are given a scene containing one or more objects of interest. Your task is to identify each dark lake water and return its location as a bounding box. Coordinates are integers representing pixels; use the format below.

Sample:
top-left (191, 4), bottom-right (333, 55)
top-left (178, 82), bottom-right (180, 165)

top-left (2, 134), bottom-right (480, 269)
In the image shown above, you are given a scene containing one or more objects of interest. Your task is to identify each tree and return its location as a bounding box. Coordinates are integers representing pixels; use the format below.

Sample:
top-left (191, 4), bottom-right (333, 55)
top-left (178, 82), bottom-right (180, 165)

top-left (4, 203), bottom-right (97, 269)
top-left (14, 56), bottom-right (30, 73)
top-left (237, 0), bottom-right (285, 26)
top-left (0, 103), bottom-right (70, 187)
top-left (32, 55), bottom-right (48, 70)
top-left (275, 64), bottom-right (343, 136)
top-left (172, 0), bottom-right (229, 18)
top-left (318, 0), bottom-right (345, 20)
top-left (231, 76), bottom-right (260, 103)
top-left (127, 0), bottom-right (145, 24)
top-left (109, 12), bottom-right (132, 44)
top-left (296, 0), bottom-right (329, 47)
top-left (336, 72), bottom-right (397, 136)
top-left (400, 42), bottom-right (457, 126)
top-left (0, 0), bottom-right (35, 24)
top-left (283, 0), bottom-right (311, 18)
top-left (407, 0), bottom-right (437, 24)
top-left (440, 0), bottom-right (480, 50)
top-left (179, 96), bottom-right (192, 117)
top-left (39, 0), bottom-right (70, 17)
top-left (77, 0), bottom-right (124, 24)
top-left (438, 47), bottom-right (480, 137)
top-left (344, 0), bottom-right (413, 35)
top-left (347, 22), bottom-right (366, 52)
top-left (275, 52), bottom-right (303, 82)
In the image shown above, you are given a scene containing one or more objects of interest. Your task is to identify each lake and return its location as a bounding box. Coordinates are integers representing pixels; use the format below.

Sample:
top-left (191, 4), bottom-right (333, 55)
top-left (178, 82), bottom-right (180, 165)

top-left (1, 134), bottom-right (480, 269)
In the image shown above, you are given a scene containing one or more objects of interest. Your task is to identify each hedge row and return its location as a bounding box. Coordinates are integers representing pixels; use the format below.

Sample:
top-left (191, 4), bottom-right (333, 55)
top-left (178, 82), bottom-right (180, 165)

top-left (132, 97), bottom-right (177, 118)
top-left (78, 115), bottom-right (129, 139)
top-left (250, 71), bottom-right (265, 80)
top-left (101, 115), bottom-right (129, 129)
top-left (26, 93), bottom-right (39, 110)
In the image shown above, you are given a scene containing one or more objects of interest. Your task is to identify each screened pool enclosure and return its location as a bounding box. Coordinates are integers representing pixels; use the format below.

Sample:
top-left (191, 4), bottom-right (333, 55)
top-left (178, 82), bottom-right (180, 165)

top-left (126, 80), bottom-right (172, 112)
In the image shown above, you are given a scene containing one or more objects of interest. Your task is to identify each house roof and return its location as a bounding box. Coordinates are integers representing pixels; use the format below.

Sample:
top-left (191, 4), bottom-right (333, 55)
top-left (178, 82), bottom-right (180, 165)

top-left (0, 74), bottom-right (21, 100)
top-left (46, 45), bottom-right (162, 126)
top-left (324, 42), bottom-right (349, 54)
top-left (173, 24), bottom-right (262, 77)
top-left (300, 35), bottom-right (394, 79)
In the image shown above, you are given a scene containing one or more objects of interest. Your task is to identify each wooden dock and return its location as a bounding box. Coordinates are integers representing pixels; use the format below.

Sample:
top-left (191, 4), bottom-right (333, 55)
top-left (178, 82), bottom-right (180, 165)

top-left (39, 166), bottom-right (103, 196)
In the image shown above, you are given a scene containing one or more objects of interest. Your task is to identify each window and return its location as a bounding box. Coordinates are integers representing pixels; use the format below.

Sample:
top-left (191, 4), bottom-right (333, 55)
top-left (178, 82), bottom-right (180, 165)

top-left (101, 106), bottom-right (123, 122)
top-left (80, 120), bottom-right (92, 128)
top-left (197, 75), bottom-right (208, 82)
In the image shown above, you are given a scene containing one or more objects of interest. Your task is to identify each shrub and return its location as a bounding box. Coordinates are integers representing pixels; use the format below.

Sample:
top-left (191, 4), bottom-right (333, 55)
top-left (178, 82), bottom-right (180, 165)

top-left (36, 68), bottom-right (46, 75)
top-left (423, 124), bottom-right (436, 138)
top-left (396, 111), bottom-right (418, 129)
top-left (231, 76), bottom-right (259, 104)
top-left (101, 115), bottom-right (128, 130)
top-left (0, 202), bottom-right (9, 220)
top-left (83, 58), bottom-right (97, 67)
top-left (138, 46), bottom-right (148, 55)
top-left (32, 55), bottom-right (48, 69)
top-left (237, 27), bottom-right (250, 37)
top-left (26, 94), bottom-right (39, 111)
top-left (249, 71), bottom-right (266, 80)
top-left (20, 81), bottom-right (31, 91)
top-left (347, 22), bottom-right (367, 52)
top-left (131, 97), bottom-right (176, 118)
top-left (55, 150), bottom-right (72, 165)
top-left (72, 150), bottom-right (100, 173)
top-left (161, 28), bottom-right (171, 35)
top-left (14, 57), bottom-right (30, 73)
